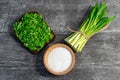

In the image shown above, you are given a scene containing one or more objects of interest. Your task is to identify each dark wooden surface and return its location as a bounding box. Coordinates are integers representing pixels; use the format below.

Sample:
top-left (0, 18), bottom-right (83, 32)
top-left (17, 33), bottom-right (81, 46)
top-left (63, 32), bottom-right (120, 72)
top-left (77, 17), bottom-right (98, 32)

top-left (0, 0), bottom-right (120, 80)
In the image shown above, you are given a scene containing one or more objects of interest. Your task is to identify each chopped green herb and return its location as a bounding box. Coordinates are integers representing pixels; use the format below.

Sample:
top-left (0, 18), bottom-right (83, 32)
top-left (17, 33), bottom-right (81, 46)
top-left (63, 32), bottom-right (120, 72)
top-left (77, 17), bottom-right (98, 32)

top-left (13, 12), bottom-right (54, 51)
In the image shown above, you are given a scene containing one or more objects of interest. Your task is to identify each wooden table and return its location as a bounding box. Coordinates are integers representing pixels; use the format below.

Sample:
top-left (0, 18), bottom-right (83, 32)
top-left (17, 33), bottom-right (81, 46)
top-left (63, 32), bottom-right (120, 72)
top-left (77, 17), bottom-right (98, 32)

top-left (0, 0), bottom-right (120, 80)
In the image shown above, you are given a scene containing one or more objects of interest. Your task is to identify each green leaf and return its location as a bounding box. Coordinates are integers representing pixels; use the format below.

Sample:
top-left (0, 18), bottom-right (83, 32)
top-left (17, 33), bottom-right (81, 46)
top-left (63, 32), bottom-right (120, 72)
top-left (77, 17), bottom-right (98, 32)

top-left (13, 12), bottom-right (54, 51)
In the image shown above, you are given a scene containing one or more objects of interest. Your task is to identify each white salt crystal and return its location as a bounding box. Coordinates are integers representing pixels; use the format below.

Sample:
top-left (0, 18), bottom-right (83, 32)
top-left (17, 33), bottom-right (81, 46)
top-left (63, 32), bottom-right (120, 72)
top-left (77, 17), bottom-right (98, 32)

top-left (48, 47), bottom-right (72, 72)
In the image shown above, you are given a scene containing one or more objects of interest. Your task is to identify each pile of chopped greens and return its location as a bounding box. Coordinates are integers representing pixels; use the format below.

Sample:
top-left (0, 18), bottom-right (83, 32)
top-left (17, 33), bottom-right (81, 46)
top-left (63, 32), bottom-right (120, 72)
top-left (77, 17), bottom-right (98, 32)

top-left (13, 12), bottom-right (54, 51)
top-left (65, 3), bottom-right (116, 53)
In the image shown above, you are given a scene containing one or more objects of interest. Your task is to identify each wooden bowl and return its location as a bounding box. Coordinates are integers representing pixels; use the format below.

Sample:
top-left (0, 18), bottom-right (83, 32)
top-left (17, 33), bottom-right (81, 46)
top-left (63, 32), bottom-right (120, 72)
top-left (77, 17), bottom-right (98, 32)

top-left (43, 43), bottom-right (75, 76)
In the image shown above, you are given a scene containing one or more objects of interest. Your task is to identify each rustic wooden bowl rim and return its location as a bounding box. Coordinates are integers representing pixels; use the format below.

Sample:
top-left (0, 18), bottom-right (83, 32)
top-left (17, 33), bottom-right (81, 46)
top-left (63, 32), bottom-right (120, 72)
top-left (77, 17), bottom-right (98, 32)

top-left (43, 43), bottom-right (75, 76)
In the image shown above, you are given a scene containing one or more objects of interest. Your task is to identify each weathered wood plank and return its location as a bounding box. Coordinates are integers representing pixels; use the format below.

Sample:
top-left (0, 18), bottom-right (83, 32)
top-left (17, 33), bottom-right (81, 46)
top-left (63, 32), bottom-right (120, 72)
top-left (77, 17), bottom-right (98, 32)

top-left (0, 0), bottom-right (120, 80)
top-left (0, 68), bottom-right (120, 80)
top-left (0, 33), bottom-right (120, 80)
top-left (0, 0), bottom-right (119, 33)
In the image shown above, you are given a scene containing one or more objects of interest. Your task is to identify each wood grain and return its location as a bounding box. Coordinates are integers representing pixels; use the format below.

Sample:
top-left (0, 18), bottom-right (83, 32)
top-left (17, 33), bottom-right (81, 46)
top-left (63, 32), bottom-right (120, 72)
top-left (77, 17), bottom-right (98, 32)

top-left (0, 32), bottom-right (120, 80)
top-left (0, 0), bottom-right (120, 80)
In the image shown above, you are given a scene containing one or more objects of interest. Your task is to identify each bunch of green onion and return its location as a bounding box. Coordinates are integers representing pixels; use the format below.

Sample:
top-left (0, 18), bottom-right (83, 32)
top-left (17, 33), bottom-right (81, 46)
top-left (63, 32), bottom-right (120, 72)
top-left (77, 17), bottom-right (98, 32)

top-left (64, 3), bottom-right (116, 53)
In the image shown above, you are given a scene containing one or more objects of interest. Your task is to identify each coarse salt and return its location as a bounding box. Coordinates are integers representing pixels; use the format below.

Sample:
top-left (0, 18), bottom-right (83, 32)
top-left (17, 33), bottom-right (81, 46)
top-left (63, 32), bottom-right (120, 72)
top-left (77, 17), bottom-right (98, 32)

top-left (48, 47), bottom-right (72, 72)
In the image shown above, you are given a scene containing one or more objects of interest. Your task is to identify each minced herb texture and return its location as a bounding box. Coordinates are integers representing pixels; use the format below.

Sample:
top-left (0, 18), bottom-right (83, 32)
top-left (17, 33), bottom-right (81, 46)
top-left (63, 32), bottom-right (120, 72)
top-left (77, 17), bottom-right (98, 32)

top-left (13, 12), bottom-right (54, 51)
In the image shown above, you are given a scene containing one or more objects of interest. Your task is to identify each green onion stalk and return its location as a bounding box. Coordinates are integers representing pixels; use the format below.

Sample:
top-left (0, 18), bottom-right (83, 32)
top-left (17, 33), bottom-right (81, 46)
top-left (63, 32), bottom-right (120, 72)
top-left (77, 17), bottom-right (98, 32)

top-left (64, 3), bottom-right (116, 53)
